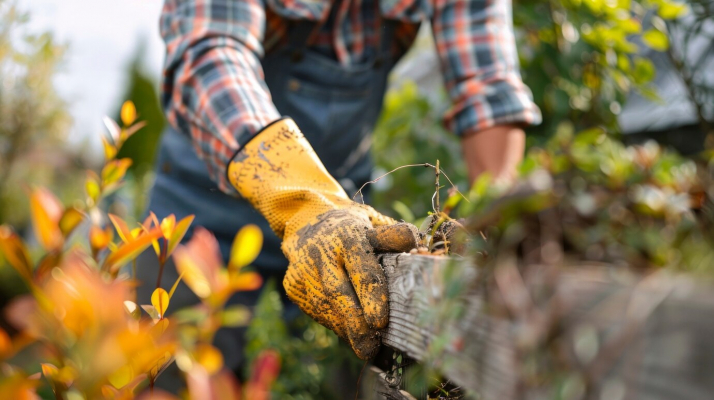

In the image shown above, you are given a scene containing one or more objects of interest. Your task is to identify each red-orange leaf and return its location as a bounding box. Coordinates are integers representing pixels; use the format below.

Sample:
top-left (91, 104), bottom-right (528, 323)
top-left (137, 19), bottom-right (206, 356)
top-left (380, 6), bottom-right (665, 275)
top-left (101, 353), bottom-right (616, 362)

top-left (30, 188), bottom-right (63, 252)
top-left (0, 226), bottom-right (32, 282)
top-left (89, 225), bottom-right (113, 252)
top-left (105, 227), bottom-right (162, 273)
top-left (229, 271), bottom-right (262, 292)
top-left (108, 214), bottom-right (132, 243)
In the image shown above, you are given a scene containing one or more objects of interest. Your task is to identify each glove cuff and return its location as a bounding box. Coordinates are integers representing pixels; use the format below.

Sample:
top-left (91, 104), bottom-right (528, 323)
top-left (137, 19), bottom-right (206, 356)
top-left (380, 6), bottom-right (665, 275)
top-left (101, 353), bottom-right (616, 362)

top-left (226, 117), bottom-right (348, 237)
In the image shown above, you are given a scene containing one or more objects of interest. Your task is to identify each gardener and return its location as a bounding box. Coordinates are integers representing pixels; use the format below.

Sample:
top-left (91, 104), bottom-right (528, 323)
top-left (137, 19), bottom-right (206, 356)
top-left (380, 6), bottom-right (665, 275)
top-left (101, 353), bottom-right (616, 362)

top-left (140, 0), bottom-right (540, 375)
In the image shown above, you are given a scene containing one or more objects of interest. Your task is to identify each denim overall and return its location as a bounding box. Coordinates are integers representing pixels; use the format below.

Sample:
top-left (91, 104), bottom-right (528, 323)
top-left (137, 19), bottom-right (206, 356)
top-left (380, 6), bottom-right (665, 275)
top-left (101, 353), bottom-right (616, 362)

top-left (139, 17), bottom-right (398, 376)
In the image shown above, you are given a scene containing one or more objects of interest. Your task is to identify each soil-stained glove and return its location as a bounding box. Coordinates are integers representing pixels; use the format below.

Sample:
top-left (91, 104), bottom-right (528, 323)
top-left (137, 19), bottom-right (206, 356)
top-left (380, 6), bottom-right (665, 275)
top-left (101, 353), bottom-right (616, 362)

top-left (227, 118), bottom-right (418, 359)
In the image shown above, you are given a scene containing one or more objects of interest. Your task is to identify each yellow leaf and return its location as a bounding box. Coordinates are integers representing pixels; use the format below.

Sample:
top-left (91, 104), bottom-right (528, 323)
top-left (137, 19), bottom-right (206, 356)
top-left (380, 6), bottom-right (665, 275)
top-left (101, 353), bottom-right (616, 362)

top-left (0, 226), bottom-right (33, 282)
top-left (166, 215), bottom-right (194, 258)
top-left (41, 363), bottom-right (59, 379)
top-left (120, 100), bottom-right (137, 126)
top-left (59, 207), bottom-right (84, 237)
top-left (642, 29), bottom-right (669, 51)
top-left (151, 288), bottom-right (170, 318)
top-left (194, 344), bottom-right (223, 375)
top-left (160, 215), bottom-right (176, 240)
top-left (168, 272), bottom-right (185, 299)
top-left (108, 214), bottom-right (132, 243)
top-left (89, 225), bottom-right (113, 252)
top-left (108, 365), bottom-right (133, 389)
top-left (104, 227), bottom-right (163, 273)
top-left (86, 173), bottom-right (101, 203)
top-left (102, 159), bottom-right (133, 187)
top-left (151, 318), bottom-right (170, 337)
top-left (30, 188), bottom-right (63, 252)
top-left (101, 136), bottom-right (117, 161)
top-left (229, 224), bottom-right (263, 270)
top-left (659, 1), bottom-right (689, 19)
top-left (101, 385), bottom-right (118, 398)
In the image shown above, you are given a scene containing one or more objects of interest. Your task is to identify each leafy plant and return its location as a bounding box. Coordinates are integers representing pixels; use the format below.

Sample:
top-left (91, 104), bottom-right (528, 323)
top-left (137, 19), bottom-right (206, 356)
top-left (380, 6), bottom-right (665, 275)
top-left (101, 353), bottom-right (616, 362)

top-left (0, 105), bottom-right (277, 399)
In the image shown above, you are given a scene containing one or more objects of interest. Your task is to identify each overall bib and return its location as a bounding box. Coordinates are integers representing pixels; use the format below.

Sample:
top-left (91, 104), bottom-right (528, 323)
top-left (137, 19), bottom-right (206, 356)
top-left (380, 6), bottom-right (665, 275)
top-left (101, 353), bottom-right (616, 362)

top-left (139, 17), bottom-right (399, 375)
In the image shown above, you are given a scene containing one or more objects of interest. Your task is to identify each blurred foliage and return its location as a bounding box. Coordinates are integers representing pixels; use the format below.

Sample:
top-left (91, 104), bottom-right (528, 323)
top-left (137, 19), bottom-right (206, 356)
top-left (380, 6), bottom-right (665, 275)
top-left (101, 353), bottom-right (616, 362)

top-left (0, 108), bottom-right (278, 399)
top-left (515, 0), bottom-right (689, 140)
top-left (244, 280), bottom-right (362, 400)
top-left (372, 0), bottom-right (700, 219)
top-left (113, 53), bottom-right (167, 220)
top-left (664, 0), bottom-right (714, 139)
top-left (458, 125), bottom-right (714, 273)
top-left (0, 1), bottom-right (80, 227)
top-left (371, 82), bottom-right (467, 223)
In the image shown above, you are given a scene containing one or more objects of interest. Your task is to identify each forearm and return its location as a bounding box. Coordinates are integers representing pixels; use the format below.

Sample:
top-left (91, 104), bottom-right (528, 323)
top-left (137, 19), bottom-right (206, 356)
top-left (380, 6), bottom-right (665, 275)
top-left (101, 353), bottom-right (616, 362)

top-left (461, 124), bottom-right (525, 184)
top-left (160, 0), bottom-right (278, 194)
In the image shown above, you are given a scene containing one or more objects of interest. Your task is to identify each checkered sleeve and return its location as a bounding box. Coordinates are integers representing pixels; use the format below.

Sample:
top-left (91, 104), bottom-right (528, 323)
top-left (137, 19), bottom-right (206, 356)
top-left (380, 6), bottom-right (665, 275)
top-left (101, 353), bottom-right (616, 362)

top-left (160, 0), bottom-right (281, 195)
top-left (432, 0), bottom-right (541, 136)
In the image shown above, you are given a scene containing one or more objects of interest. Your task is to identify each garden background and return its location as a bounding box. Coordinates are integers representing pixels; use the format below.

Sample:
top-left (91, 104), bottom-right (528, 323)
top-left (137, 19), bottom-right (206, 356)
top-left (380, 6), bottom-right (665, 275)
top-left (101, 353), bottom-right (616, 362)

top-left (0, 0), bottom-right (712, 398)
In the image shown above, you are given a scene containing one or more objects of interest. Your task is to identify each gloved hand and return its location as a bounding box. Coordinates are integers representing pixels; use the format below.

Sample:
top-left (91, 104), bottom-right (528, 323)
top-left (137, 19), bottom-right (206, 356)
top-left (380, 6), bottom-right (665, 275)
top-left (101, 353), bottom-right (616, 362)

top-left (227, 118), bottom-right (418, 359)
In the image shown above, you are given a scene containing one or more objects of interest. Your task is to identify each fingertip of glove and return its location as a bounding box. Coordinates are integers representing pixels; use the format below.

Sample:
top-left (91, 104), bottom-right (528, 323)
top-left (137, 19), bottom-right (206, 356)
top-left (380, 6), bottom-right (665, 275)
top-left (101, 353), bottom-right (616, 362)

top-left (351, 333), bottom-right (382, 360)
top-left (366, 223), bottom-right (419, 253)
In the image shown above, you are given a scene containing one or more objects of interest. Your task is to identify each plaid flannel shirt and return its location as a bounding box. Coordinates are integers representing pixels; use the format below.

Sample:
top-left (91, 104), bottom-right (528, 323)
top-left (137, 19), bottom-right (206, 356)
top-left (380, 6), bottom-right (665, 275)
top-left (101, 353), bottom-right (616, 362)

top-left (160, 0), bottom-right (541, 194)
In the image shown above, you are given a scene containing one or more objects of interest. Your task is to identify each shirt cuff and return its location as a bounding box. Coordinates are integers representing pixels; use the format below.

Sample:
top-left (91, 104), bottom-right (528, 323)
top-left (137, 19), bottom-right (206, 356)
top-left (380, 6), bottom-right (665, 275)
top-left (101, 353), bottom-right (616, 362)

top-left (445, 80), bottom-right (542, 136)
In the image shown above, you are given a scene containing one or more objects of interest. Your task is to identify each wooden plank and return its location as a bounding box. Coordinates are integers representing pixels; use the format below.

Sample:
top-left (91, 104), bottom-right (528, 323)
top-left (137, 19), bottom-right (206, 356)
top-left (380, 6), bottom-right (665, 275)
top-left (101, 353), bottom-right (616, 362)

top-left (379, 254), bottom-right (714, 399)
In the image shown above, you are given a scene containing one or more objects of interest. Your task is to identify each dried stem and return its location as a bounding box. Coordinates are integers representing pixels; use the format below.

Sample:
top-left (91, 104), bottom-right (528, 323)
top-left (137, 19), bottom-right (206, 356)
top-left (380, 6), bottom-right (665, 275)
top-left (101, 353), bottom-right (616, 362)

top-left (353, 163), bottom-right (468, 206)
top-left (435, 160), bottom-right (441, 213)
top-left (156, 240), bottom-right (168, 289)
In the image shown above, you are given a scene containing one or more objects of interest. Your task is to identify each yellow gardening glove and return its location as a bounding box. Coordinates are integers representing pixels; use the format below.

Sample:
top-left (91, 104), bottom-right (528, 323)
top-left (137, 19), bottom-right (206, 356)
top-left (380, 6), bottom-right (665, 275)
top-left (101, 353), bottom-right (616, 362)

top-left (227, 118), bottom-right (418, 359)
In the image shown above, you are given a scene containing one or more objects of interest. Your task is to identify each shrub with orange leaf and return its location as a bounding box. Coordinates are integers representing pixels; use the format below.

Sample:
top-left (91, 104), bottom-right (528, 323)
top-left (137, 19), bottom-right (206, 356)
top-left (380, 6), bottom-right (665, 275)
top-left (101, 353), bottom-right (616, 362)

top-left (0, 103), bottom-right (275, 399)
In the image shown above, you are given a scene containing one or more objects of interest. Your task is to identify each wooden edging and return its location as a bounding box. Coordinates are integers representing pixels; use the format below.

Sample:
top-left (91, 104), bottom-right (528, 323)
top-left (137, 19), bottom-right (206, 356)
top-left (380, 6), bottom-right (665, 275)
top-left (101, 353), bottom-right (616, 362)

top-left (379, 254), bottom-right (714, 400)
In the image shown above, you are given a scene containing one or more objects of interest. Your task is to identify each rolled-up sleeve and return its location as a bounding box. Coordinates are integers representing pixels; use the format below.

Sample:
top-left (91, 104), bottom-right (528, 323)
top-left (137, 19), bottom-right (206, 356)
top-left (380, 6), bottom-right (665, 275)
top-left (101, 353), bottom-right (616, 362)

top-left (431, 0), bottom-right (541, 136)
top-left (161, 0), bottom-right (281, 194)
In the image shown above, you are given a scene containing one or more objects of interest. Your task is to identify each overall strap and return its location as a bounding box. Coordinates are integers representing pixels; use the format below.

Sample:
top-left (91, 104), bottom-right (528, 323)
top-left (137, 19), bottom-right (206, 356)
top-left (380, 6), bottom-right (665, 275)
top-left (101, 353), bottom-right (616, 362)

top-left (374, 18), bottom-right (398, 67)
top-left (288, 20), bottom-right (318, 62)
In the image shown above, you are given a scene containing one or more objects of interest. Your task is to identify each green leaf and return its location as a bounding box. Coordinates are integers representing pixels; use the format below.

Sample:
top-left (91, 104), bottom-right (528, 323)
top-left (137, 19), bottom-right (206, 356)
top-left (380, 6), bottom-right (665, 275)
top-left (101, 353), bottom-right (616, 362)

top-left (59, 207), bottom-right (84, 237)
top-left (633, 57), bottom-right (656, 84)
top-left (392, 200), bottom-right (415, 223)
top-left (220, 305), bottom-right (251, 327)
top-left (101, 158), bottom-right (133, 187)
top-left (642, 29), bottom-right (669, 51)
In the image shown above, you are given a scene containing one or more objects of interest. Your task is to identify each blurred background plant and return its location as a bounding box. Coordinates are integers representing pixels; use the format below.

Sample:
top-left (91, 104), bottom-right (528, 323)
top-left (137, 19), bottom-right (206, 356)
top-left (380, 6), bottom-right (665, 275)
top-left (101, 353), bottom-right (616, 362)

top-left (0, 109), bottom-right (280, 399)
top-left (0, 1), bottom-right (78, 228)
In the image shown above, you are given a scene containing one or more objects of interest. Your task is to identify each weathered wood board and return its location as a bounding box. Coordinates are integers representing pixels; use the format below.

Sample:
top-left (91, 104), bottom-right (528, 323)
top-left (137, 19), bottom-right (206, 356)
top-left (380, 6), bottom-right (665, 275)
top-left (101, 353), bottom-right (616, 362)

top-left (379, 253), bottom-right (714, 400)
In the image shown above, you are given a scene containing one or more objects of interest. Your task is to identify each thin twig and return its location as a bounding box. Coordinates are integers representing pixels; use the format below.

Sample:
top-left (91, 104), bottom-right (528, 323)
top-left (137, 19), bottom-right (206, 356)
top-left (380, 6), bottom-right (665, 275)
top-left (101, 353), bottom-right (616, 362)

top-left (352, 163), bottom-right (469, 205)
top-left (435, 160), bottom-right (440, 213)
